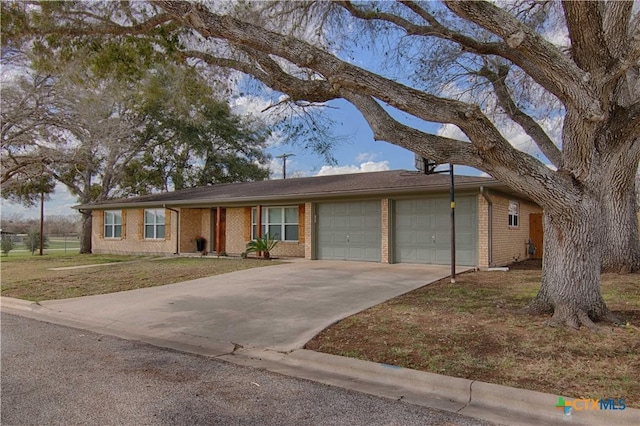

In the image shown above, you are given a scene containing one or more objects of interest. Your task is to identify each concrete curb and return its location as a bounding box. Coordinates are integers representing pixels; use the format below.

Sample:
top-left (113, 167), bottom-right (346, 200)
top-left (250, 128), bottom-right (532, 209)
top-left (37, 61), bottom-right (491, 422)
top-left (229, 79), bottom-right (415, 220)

top-left (241, 349), bottom-right (640, 426)
top-left (1, 297), bottom-right (39, 311)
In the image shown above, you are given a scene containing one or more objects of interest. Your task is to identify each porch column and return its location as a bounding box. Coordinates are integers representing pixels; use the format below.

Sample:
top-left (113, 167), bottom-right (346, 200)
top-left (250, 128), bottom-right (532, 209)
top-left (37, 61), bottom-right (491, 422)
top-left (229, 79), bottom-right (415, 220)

top-left (256, 205), bottom-right (263, 257)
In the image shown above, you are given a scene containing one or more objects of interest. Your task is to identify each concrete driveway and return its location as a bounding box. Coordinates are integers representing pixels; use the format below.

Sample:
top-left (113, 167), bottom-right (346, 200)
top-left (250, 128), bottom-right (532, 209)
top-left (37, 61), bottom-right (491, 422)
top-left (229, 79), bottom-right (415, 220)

top-left (35, 260), bottom-right (454, 353)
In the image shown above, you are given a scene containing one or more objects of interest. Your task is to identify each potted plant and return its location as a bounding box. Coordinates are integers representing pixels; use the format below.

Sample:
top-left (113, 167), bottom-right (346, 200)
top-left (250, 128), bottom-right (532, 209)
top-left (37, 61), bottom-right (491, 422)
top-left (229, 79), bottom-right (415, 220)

top-left (195, 236), bottom-right (206, 253)
top-left (244, 234), bottom-right (278, 259)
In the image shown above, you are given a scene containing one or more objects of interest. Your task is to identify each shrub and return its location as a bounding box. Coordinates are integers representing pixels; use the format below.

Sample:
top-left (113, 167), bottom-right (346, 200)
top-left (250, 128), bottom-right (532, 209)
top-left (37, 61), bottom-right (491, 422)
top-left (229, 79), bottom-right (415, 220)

top-left (1, 236), bottom-right (15, 256)
top-left (24, 230), bottom-right (49, 255)
top-left (245, 235), bottom-right (279, 259)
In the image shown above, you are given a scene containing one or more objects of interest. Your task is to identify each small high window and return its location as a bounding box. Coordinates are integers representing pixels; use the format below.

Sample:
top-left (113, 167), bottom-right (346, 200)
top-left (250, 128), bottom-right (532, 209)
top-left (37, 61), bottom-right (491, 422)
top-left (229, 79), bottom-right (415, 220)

top-left (508, 201), bottom-right (519, 227)
top-left (144, 209), bottom-right (165, 239)
top-left (104, 211), bottom-right (122, 238)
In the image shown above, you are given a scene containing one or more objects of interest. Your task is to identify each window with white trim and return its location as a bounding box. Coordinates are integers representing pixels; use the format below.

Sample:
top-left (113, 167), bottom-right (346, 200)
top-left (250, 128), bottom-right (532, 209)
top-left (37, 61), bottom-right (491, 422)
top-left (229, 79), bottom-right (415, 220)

top-left (104, 210), bottom-right (122, 238)
top-left (508, 201), bottom-right (519, 227)
top-left (251, 207), bottom-right (299, 241)
top-left (144, 209), bottom-right (165, 239)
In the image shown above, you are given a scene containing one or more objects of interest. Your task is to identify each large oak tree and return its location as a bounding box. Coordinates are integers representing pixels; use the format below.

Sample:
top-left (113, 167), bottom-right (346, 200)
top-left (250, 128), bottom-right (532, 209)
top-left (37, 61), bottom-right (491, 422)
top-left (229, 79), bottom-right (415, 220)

top-left (3, 1), bottom-right (639, 328)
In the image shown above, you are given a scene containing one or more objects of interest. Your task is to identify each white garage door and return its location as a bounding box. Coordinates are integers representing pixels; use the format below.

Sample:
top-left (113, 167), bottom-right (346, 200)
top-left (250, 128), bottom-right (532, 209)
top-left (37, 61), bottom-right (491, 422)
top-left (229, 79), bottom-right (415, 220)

top-left (316, 201), bottom-right (381, 262)
top-left (394, 196), bottom-right (477, 266)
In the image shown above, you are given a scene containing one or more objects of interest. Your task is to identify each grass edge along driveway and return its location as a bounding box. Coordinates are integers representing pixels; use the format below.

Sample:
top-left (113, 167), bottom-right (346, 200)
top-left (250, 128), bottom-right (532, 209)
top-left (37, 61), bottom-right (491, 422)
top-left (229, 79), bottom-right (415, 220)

top-left (1, 254), bottom-right (279, 302)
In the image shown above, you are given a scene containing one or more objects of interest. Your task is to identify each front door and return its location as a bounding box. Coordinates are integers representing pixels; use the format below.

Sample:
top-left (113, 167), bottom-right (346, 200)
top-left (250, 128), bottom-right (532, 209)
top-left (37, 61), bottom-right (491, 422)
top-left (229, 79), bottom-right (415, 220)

top-left (529, 213), bottom-right (543, 259)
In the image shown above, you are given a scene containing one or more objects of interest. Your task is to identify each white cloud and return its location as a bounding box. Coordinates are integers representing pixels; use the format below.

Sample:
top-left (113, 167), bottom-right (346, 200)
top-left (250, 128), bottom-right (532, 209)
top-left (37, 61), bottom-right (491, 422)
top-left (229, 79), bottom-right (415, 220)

top-left (230, 94), bottom-right (286, 124)
top-left (267, 157), bottom-right (283, 179)
top-left (315, 160), bottom-right (390, 176)
top-left (355, 152), bottom-right (379, 162)
top-left (437, 124), bottom-right (469, 142)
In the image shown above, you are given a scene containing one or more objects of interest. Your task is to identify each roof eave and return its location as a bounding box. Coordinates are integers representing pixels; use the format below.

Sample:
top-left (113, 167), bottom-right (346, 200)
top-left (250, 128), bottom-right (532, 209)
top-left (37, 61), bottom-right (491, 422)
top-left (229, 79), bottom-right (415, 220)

top-left (74, 179), bottom-right (507, 211)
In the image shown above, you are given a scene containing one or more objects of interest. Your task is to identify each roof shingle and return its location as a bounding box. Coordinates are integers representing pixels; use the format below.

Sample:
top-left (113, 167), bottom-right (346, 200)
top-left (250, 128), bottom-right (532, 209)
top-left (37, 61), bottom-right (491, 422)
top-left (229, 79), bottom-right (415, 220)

top-left (75, 170), bottom-right (500, 210)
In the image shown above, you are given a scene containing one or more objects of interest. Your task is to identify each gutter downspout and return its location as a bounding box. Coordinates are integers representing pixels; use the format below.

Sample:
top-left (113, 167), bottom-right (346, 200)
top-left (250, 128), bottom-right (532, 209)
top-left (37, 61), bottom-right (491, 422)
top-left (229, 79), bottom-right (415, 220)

top-left (164, 205), bottom-right (179, 255)
top-left (480, 187), bottom-right (493, 267)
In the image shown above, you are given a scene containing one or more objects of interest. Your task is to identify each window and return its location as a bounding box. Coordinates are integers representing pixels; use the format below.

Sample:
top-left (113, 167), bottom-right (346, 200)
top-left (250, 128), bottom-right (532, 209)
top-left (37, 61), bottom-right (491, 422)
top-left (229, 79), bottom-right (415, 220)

top-left (251, 207), bottom-right (299, 241)
top-left (144, 209), bottom-right (165, 239)
top-left (104, 211), bottom-right (122, 238)
top-left (508, 201), bottom-right (519, 227)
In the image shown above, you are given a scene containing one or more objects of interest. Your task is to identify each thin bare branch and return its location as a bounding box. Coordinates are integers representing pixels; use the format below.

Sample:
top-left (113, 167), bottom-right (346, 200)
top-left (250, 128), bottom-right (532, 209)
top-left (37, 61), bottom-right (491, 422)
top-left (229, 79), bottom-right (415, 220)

top-left (478, 65), bottom-right (562, 167)
top-left (444, 0), bottom-right (604, 121)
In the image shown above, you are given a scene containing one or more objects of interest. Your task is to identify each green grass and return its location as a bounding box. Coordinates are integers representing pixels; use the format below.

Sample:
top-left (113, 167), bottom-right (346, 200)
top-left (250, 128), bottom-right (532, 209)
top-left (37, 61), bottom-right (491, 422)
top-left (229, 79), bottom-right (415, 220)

top-left (46, 238), bottom-right (81, 250)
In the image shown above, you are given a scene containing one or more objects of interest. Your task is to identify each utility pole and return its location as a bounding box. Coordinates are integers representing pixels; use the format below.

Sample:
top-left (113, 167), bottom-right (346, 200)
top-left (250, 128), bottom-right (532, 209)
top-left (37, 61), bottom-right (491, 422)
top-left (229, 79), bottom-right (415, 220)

top-left (416, 155), bottom-right (455, 283)
top-left (449, 164), bottom-right (455, 284)
top-left (39, 191), bottom-right (44, 256)
top-left (276, 153), bottom-right (295, 179)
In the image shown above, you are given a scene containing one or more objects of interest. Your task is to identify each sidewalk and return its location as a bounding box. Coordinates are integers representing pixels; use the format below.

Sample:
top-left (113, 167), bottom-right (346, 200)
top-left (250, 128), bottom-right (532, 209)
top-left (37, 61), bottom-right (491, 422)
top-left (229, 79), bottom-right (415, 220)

top-left (3, 296), bottom-right (638, 426)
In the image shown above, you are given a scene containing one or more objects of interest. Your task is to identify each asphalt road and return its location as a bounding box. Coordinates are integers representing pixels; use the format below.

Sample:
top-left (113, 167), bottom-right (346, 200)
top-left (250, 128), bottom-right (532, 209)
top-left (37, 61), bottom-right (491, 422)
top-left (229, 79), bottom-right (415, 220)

top-left (1, 313), bottom-right (495, 426)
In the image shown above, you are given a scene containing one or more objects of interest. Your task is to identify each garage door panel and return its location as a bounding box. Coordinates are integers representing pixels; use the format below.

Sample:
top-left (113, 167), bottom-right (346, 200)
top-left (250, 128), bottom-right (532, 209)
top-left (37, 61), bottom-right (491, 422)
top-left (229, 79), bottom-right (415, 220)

top-left (349, 232), bottom-right (365, 244)
top-left (317, 201), bottom-right (381, 262)
top-left (394, 197), bottom-right (477, 266)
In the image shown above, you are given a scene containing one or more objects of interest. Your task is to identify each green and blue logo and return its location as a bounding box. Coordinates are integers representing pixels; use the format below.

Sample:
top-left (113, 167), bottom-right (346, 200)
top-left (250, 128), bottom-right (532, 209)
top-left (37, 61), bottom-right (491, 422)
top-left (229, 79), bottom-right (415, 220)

top-left (555, 396), bottom-right (626, 415)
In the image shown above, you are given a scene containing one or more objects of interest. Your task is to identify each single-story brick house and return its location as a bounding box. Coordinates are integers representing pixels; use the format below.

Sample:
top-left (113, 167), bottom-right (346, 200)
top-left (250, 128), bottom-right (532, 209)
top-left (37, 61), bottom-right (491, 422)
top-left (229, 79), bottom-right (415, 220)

top-left (75, 170), bottom-right (542, 268)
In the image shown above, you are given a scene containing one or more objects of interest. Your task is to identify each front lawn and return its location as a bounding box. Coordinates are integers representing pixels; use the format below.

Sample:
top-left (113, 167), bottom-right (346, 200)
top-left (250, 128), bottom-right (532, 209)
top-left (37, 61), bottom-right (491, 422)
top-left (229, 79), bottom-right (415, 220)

top-left (306, 262), bottom-right (640, 408)
top-left (1, 254), bottom-right (279, 301)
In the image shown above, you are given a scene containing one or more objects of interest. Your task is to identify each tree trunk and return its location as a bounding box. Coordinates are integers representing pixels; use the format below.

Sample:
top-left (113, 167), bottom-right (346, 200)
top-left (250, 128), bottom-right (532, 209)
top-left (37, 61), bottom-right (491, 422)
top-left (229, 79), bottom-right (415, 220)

top-left (601, 186), bottom-right (640, 273)
top-left (524, 198), bottom-right (620, 328)
top-left (79, 213), bottom-right (92, 254)
top-left (600, 146), bottom-right (640, 273)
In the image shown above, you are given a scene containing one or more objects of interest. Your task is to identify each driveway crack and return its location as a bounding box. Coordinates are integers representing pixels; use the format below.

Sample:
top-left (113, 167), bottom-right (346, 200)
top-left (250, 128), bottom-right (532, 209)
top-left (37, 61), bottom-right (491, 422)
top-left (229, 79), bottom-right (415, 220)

top-left (456, 380), bottom-right (474, 413)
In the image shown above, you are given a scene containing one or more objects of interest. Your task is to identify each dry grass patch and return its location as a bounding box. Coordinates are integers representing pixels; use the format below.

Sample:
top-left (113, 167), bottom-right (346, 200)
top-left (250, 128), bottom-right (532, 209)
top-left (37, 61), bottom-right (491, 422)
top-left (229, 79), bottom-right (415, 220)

top-left (1, 254), bottom-right (279, 301)
top-left (306, 263), bottom-right (640, 408)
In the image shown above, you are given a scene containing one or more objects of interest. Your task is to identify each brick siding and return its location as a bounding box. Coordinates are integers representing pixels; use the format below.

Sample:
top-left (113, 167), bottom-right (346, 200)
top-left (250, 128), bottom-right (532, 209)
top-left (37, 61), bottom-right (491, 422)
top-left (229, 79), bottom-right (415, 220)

top-left (92, 208), bottom-right (177, 255)
top-left (485, 193), bottom-right (542, 267)
top-left (381, 199), bottom-right (390, 263)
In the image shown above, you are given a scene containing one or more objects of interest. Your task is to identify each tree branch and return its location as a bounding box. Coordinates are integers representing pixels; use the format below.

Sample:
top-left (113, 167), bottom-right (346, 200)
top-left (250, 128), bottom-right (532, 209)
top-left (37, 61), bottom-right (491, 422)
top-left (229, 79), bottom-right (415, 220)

top-left (443, 0), bottom-right (604, 122)
top-left (182, 49), bottom-right (337, 103)
top-left (341, 91), bottom-right (479, 167)
top-left (157, 2), bottom-right (510, 140)
top-left (562, 1), bottom-right (611, 72)
top-left (340, 1), bottom-right (509, 57)
top-left (478, 65), bottom-right (562, 168)
top-left (23, 12), bottom-right (175, 38)
top-left (342, 90), bottom-right (565, 206)
top-left (602, 1), bottom-right (633, 59)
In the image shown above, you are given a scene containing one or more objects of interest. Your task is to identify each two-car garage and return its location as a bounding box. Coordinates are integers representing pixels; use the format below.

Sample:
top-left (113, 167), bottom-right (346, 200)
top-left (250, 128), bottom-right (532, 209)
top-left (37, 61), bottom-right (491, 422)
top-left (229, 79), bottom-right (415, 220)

top-left (315, 197), bottom-right (478, 266)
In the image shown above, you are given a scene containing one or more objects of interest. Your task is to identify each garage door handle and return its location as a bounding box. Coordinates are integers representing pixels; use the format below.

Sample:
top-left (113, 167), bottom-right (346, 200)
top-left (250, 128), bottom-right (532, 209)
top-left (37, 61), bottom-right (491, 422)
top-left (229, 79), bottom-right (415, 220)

top-left (346, 234), bottom-right (350, 242)
top-left (432, 236), bottom-right (436, 243)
